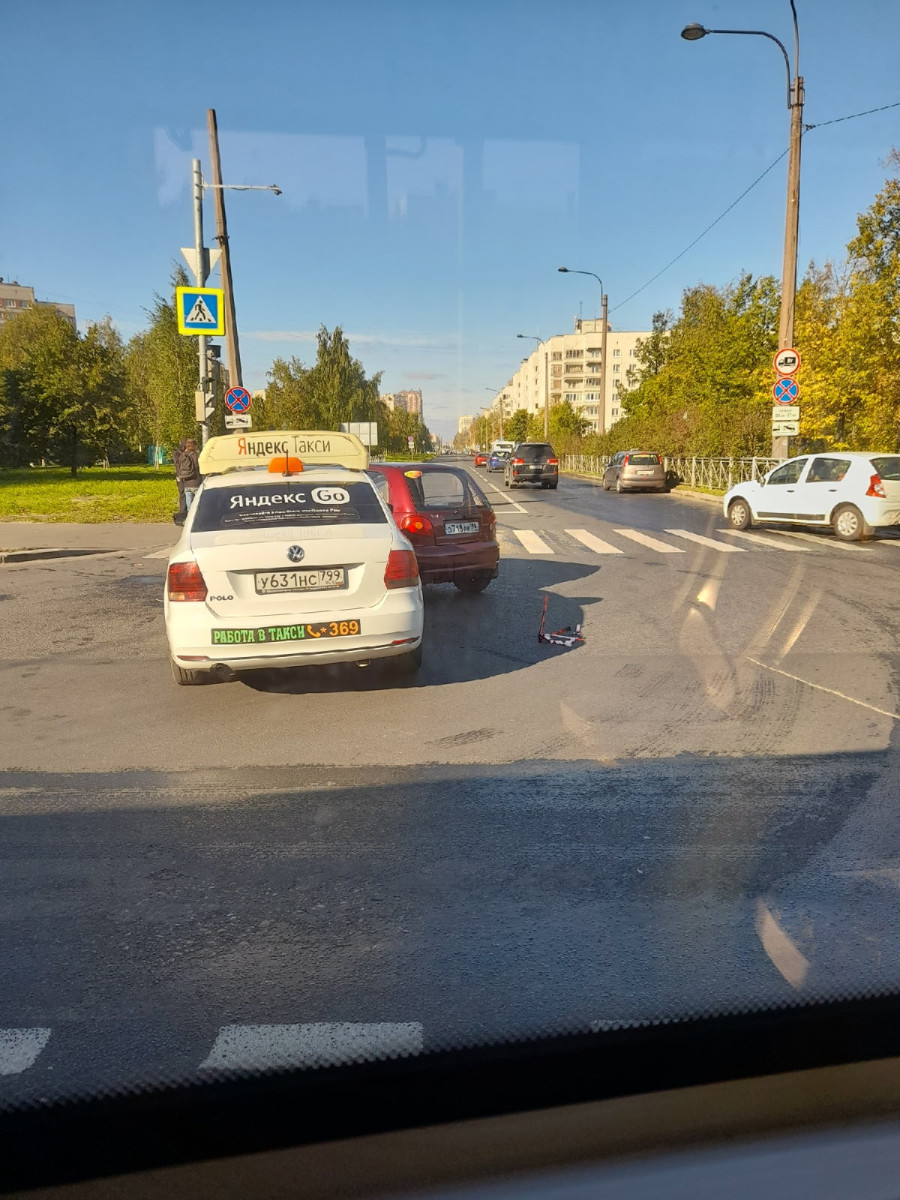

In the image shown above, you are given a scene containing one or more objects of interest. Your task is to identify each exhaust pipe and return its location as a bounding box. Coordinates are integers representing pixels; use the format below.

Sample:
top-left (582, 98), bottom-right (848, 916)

top-left (356, 660), bottom-right (371, 668)
top-left (212, 663), bottom-right (236, 682)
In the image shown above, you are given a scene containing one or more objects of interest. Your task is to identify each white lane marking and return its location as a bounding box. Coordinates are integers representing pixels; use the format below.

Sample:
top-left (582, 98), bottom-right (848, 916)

top-left (565, 529), bottom-right (624, 555)
top-left (755, 901), bottom-right (809, 990)
top-left (200, 1022), bottom-right (424, 1071)
top-left (879, 540), bottom-right (900, 548)
top-left (0, 1028), bottom-right (51, 1075)
top-left (483, 479), bottom-right (527, 514)
top-left (665, 529), bottom-right (745, 552)
top-left (717, 528), bottom-right (811, 551)
top-left (513, 530), bottom-right (553, 554)
top-left (145, 547), bottom-right (176, 559)
top-left (746, 657), bottom-right (900, 722)
top-left (765, 528), bottom-right (870, 552)
top-left (614, 529), bottom-right (684, 554)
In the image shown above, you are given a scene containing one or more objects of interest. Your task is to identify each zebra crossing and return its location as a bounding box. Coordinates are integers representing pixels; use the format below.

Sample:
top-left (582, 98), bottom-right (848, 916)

top-left (497, 524), bottom-right (888, 559)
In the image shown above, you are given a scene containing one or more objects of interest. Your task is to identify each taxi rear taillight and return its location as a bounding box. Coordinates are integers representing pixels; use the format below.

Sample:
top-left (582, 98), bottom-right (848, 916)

top-left (384, 549), bottom-right (419, 589)
top-left (400, 514), bottom-right (434, 537)
top-left (867, 474), bottom-right (886, 498)
top-left (167, 561), bottom-right (208, 602)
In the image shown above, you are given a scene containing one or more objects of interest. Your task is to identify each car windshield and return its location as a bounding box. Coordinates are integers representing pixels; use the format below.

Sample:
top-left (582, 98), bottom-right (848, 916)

top-left (4, 0), bottom-right (900, 1123)
top-left (192, 480), bottom-right (387, 531)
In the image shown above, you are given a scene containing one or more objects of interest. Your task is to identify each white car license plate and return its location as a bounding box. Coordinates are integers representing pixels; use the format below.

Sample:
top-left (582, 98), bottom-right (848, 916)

top-left (254, 568), bottom-right (346, 595)
top-left (444, 521), bottom-right (479, 535)
top-left (636, 470), bottom-right (655, 476)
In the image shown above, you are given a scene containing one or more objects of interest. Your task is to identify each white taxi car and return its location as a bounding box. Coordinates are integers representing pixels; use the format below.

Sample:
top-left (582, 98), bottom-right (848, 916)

top-left (164, 431), bottom-right (424, 684)
top-left (724, 452), bottom-right (900, 541)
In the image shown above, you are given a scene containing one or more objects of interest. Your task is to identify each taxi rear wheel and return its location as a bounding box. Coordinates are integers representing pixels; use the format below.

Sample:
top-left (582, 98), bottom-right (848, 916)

top-left (170, 659), bottom-right (205, 686)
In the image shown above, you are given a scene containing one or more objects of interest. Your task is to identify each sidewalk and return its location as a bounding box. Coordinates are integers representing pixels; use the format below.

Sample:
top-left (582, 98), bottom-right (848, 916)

top-left (0, 522), bottom-right (177, 561)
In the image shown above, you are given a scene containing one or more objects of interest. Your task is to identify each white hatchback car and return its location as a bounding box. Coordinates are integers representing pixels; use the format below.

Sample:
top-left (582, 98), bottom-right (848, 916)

top-left (164, 433), bottom-right (424, 685)
top-left (723, 452), bottom-right (900, 541)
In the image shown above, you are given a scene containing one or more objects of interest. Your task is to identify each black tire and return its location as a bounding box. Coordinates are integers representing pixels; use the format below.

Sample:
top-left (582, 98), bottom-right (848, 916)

top-left (504, 476), bottom-right (510, 488)
top-left (550, 483), bottom-right (558, 490)
top-left (615, 478), bottom-right (624, 494)
top-left (727, 498), bottom-right (752, 530)
top-left (171, 659), bottom-right (205, 686)
top-left (832, 504), bottom-right (869, 542)
top-left (602, 479), bottom-right (611, 491)
top-left (394, 642), bottom-right (423, 674)
top-left (455, 574), bottom-right (491, 594)
top-left (541, 481), bottom-right (550, 489)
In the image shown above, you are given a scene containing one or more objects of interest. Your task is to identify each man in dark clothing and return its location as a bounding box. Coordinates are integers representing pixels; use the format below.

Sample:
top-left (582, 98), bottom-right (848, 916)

top-left (179, 438), bottom-right (202, 513)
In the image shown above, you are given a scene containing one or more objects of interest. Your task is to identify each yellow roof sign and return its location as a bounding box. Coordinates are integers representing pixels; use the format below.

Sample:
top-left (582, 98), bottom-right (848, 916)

top-left (198, 430), bottom-right (369, 475)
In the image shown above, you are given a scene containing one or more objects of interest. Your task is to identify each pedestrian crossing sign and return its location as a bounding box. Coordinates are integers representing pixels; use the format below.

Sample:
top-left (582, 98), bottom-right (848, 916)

top-left (176, 286), bottom-right (225, 335)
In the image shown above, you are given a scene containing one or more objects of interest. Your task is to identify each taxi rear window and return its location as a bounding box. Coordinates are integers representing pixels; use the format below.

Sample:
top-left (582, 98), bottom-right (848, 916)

top-left (192, 480), bottom-right (387, 532)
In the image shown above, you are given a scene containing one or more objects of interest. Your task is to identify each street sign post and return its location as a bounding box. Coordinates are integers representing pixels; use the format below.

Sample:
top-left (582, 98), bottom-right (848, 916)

top-left (772, 419), bottom-right (800, 437)
top-left (340, 422), bottom-right (379, 447)
top-left (224, 386), bottom-right (252, 413)
top-left (772, 405), bottom-right (800, 421)
top-left (176, 286), bottom-right (225, 335)
top-left (774, 347), bottom-right (801, 376)
top-left (407, 435), bottom-right (415, 450)
top-left (773, 377), bottom-right (800, 403)
top-left (224, 412), bottom-right (252, 429)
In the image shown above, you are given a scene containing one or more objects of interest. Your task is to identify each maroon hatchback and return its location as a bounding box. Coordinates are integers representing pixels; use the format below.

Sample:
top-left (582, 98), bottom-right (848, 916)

top-left (368, 463), bottom-right (499, 593)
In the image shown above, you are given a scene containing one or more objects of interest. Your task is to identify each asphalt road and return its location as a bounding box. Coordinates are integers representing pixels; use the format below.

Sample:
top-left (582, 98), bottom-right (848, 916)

top-left (2, 461), bottom-right (900, 1104)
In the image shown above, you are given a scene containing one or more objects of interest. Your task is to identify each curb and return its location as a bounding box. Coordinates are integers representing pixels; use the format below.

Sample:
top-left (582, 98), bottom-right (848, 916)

top-left (0, 548), bottom-right (104, 564)
top-left (561, 471), bottom-right (723, 507)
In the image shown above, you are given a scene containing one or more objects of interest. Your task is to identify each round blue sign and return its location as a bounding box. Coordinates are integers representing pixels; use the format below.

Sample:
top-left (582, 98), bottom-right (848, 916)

top-left (225, 386), bottom-right (252, 413)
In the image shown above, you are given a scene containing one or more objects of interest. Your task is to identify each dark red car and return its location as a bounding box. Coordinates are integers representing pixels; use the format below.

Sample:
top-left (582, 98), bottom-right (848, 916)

top-left (368, 463), bottom-right (499, 593)
top-left (474, 452), bottom-right (488, 468)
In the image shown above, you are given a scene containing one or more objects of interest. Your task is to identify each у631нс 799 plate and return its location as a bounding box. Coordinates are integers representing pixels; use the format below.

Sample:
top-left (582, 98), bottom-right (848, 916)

top-left (211, 621), bottom-right (362, 645)
top-left (254, 568), bottom-right (347, 594)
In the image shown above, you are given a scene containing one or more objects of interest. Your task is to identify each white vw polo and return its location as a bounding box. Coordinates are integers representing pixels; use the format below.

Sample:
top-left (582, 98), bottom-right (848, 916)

top-left (164, 431), bottom-right (424, 685)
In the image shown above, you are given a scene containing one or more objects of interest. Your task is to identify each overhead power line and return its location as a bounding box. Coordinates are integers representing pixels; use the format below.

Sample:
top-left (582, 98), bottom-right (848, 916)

top-left (611, 99), bottom-right (900, 315)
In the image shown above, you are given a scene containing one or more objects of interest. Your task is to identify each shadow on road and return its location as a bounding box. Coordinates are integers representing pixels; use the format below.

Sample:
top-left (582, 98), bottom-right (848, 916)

top-left (238, 557), bottom-right (601, 695)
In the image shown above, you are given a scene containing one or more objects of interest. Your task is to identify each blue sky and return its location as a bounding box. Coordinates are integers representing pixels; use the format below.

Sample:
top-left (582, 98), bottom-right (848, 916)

top-left (4, 0), bottom-right (898, 439)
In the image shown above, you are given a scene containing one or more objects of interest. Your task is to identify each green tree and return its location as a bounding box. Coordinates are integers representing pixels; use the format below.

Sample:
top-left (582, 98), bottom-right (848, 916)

top-left (503, 407), bottom-right (529, 442)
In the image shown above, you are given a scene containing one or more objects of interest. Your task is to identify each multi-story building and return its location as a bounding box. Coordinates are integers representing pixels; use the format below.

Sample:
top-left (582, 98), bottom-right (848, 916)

top-left (0, 279), bottom-right (76, 330)
top-left (381, 389), bottom-right (423, 417)
top-left (458, 414), bottom-right (476, 435)
top-left (489, 317), bottom-right (650, 435)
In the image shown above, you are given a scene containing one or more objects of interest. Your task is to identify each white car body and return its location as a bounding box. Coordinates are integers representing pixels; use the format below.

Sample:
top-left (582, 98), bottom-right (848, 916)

top-left (164, 464), bottom-right (424, 680)
top-left (723, 452), bottom-right (900, 540)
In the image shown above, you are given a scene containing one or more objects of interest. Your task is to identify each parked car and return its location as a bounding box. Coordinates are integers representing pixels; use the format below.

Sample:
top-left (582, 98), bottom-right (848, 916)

top-left (487, 449), bottom-right (509, 473)
top-left (504, 443), bottom-right (559, 489)
top-left (724, 452), bottom-right (900, 541)
top-left (474, 453), bottom-right (488, 468)
top-left (368, 462), bottom-right (500, 593)
top-left (602, 451), bottom-right (667, 493)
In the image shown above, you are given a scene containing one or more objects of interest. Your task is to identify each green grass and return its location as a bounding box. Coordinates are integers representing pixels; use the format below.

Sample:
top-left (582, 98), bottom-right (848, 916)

top-left (0, 466), bottom-right (179, 522)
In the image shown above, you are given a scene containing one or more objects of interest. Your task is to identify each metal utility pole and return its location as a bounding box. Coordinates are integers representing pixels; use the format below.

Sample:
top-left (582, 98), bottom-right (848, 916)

top-left (191, 158), bottom-right (210, 446)
top-left (207, 108), bottom-right (242, 388)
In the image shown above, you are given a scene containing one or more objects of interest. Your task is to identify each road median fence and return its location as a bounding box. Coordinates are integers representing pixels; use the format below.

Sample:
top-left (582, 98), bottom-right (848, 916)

top-left (561, 454), bottom-right (782, 493)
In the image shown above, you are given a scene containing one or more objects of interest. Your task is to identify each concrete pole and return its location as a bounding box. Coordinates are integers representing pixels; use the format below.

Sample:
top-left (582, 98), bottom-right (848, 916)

top-left (192, 158), bottom-right (210, 446)
top-left (207, 109), bottom-right (243, 388)
top-left (599, 294), bottom-right (609, 436)
top-left (773, 75), bottom-right (804, 460)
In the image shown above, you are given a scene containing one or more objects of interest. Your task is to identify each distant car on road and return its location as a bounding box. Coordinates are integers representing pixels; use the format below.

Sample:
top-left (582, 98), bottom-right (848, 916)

top-left (724, 452), bottom-right (900, 541)
top-left (368, 462), bottom-right (499, 593)
top-left (474, 452), bottom-right (488, 468)
top-left (602, 451), bottom-right (667, 493)
top-left (504, 443), bottom-right (559, 489)
top-left (487, 449), bottom-right (509, 473)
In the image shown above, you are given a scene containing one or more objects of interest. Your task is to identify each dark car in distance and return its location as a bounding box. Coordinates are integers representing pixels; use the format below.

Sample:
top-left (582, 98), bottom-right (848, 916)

top-left (368, 463), bottom-right (500, 593)
top-left (504, 442), bottom-right (559, 489)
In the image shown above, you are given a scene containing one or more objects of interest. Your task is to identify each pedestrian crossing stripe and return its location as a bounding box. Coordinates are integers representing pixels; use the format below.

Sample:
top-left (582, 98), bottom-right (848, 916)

top-left (495, 526), bottom-right (883, 558)
top-left (176, 286), bottom-right (225, 335)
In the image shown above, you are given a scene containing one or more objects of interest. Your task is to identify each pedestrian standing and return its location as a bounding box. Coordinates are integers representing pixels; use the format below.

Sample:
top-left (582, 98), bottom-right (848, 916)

top-left (179, 438), bottom-right (203, 513)
top-left (172, 440), bottom-right (188, 524)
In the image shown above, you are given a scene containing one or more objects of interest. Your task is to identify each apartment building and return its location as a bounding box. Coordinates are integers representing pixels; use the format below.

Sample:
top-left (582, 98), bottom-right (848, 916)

top-left (489, 317), bottom-right (650, 434)
top-left (381, 389), bottom-right (423, 417)
top-left (0, 279), bottom-right (77, 330)
top-left (458, 413), bottom-right (476, 435)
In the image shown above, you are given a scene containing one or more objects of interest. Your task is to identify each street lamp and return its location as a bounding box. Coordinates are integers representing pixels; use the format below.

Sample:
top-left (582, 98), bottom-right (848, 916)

top-left (681, 2), bottom-right (803, 457)
top-left (557, 268), bottom-right (609, 435)
top-left (484, 387), bottom-right (506, 440)
top-left (516, 334), bottom-right (549, 439)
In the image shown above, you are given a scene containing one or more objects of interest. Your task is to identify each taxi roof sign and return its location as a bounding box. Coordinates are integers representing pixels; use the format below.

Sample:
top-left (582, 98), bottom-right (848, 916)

top-left (198, 431), bottom-right (369, 475)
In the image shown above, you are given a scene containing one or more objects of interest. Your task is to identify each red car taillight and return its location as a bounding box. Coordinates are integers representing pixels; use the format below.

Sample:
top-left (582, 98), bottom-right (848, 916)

top-left (384, 549), bottom-right (419, 589)
top-left (167, 560), bottom-right (208, 602)
top-left (547, 457), bottom-right (558, 465)
top-left (513, 457), bottom-right (524, 464)
top-left (867, 474), bottom-right (886, 498)
top-left (623, 454), bottom-right (630, 465)
top-left (399, 514), bottom-right (434, 536)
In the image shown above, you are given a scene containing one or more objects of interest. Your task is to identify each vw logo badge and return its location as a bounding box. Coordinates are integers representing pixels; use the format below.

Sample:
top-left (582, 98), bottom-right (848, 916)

top-left (287, 545), bottom-right (305, 564)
